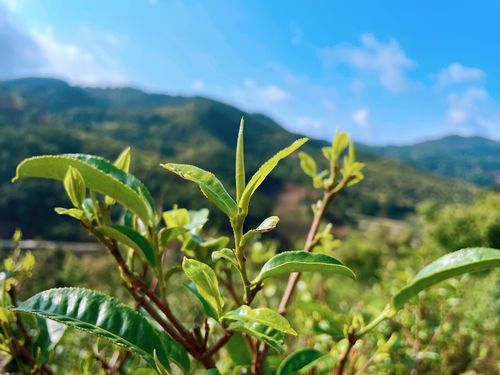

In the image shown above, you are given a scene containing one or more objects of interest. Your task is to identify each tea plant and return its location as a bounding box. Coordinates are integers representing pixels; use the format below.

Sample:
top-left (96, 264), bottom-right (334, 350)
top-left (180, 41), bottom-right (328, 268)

top-left (4, 118), bottom-right (500, 374)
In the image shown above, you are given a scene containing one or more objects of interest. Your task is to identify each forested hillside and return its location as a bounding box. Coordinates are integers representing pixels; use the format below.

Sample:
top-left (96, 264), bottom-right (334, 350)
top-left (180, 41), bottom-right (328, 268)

top-left (0, 78), bottom-right (478, 240)
top-left (363, 135), bottom-right (500, 186)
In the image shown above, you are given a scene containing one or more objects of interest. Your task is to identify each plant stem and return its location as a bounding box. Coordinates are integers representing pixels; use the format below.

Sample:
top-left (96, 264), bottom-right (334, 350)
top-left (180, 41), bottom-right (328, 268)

top-left (82, 223), bottom-right (221, 368)
top-left (232, 218), bottom-right (251, 304)
top-left (355, 306), bottom-right (392, 339)
top-left (334, 334), bottom-right (356, 375)
top-left (253, 190), bottom-right (334, 374)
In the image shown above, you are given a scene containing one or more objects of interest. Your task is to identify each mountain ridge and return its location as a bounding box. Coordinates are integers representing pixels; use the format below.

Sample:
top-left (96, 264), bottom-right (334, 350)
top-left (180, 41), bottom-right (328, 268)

top-left (0, 77), bottom-right (479, 240)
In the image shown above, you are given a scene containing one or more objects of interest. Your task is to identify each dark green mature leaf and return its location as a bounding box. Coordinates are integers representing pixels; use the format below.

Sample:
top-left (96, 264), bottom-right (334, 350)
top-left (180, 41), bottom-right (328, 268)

top-left (393, 247), bottom-right (500, 308)
top-left (11, 288), bottom-right (187, 371)
top-left (162, 163), bottom-right (237, 218)
top-left (236, 117), bottom-right (246, 203)
top-left (276, 348), bottom-right (323, 375)
top-left (223, 306), bottom-right (296, 335)
top-left (239, 138), bottom-right (308, 213)
top-left (13, 154), bottom-right (155, 224)
top-left (182, 258), bottom-right (224, 318)
top-left (226, 333), bottom-right (252, 365)
top-left (253, 251), bottom-right (356, 284)
top-left (96, 225), bottom-right (156, 268)
top-left (227, 321), bottom-right (285, 353)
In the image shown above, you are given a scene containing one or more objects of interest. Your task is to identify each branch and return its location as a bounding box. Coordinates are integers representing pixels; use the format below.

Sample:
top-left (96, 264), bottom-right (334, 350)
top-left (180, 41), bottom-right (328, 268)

top-left (201, 331), bottom-right (234, 360)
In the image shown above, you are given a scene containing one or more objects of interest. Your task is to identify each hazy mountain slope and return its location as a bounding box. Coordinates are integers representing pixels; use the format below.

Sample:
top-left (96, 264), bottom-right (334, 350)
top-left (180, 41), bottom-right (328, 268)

top-left (0, 78), bottom-right (478, 241)
top-left (362, 136), bottom-right (500, 186)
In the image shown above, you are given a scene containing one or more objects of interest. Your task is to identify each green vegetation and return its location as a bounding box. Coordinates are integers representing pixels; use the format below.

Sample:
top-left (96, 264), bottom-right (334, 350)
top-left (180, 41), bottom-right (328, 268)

top-left (1, 125), bottom-right (498, 374)
top-left (364, 135), bottom-right (500, 187)
top-left (0, 78), bottom-right (477, 242)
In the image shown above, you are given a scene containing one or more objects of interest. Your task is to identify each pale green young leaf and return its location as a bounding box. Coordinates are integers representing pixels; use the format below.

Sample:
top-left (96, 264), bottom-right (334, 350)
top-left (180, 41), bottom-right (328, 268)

top-left (114, 147), bottom-right (131, 173)
top-left (393, 247), bottom-right (500, 308)
top-left (96, 225), bottom-right (156, 268)
top-left (13, 154), bottom-right (155, 224)
top-left (235, 117), bottom-right (246, 203)
top-left (11, 288), bottom-right (185, 371)
top-left (54, 207), bottom-right (85, 220)
top-left (332, 132), bottom-right (349, 159)
top-left (321, 147), bottom-right (333, 161)
top-left (239, 138), bottom-right (308, 213)
top-left (253, 250), bottom-right (356, 284)
top-left (226, 321), bottom-right (285, 353)
top-left (163, 208), bottom-right (190, 228)
top-left (211, 248), bottom-right (239, 269)
top-left (255, 216), bottom-right (280, 233)
top-left (161, 164), bottom-right (237, 218)
top-left (298, 152), bottom-right (317, 177)
top-left (63, 166), bottom-right (86, 208)
top-left (186, 284), bottom-right (219, 321)
top-left (182, 258), bottom-right (224, 318)
top-left (223, 305), bottom-right (296, 335)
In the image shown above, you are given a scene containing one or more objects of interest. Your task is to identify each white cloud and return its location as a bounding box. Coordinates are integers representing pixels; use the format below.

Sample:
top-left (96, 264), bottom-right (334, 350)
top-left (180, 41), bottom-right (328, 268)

top-left (240, 79), bottom-right (291, 103)
top-left (32, 27), bottom-right (124, 85)
top-left (296, 116), bottom-right (323, 130)
top-left (437, 63), bottom-right (484, 86)
top-left (191, 79), bottom-right (205, 90)
top-left (319, 33), bottom-right (416, 92)
top-left (352, 107), bottom-right (369, 128)
top-left (446, 88), bottom-right (487, 125)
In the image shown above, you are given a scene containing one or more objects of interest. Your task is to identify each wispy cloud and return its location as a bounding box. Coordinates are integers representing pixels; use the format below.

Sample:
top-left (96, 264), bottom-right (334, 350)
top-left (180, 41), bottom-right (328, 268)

top-left (236, 79), bottom-right (291, 104)
top-left (446, 88), bottom-right (487, 125)
top-left (0, 4), bottom-right (41, 77)
top-left (191, 79), bottom-right (205, 91)
top-left (32, 27), bottom-right (125, 85)
top-left (318, 33), bottom-right (416, 92)
top-left (436, 63), bottom-right (484, 86)
top-left (296, 116), bottom-right (323, 130)
top-left (352, 107), bottom-right (370, 128)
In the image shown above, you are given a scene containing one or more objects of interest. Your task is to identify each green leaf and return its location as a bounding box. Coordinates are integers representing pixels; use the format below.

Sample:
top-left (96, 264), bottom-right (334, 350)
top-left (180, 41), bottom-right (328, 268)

top-left (255, 216), bottom-right (280, 233)
top-left (276, 348), bottom-right (323, 375)
top-left (241, 216), bottom-right (280, 246)
top-left (236, 117), bottom-right (246, 203)
top-left (114, 147), bottom-right (131, 173)
top-left (11, 288), bottom-right (185, 371)
top-left (253, 251), bottom-right (356, 284)
top-left (226, 333), bottom-right (252, 366)
top-left (392, 247), bottom-right (500, 308)
top-left (54, 207), bottom-right (85, 220)
top-left (239, 138), bottom-right (308, 213)
top-left (163, 208), bottom-right (190, 229)
top-left (63, 166), bottom-right (86, 208)
top-left (227, 321), bottom-right (285, 353)
top-left (223, 305), bottom-right (296, 335)
top-left (185, 284), bottom-right (219, 321)
top-left (182, 258), bottom-right (224, 318)
top-left (159, 227), bottom-right (188, 247)
top-left (332, 133), bottom-right (349, 159)
top-left (96, 225), bottom-right (156, 268)
top-left (211, 248), bottom-right (239, 269)
top-left (298, 152), bottom-right (317, 177)
top-left (161, 164), bottom-right (237, 218)
top-left (13, 154), bottom-right (155, 224)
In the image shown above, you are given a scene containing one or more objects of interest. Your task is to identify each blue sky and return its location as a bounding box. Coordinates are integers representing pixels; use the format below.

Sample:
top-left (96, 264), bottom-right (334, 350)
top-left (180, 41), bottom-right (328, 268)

top-left (1, 0), bottom-right (499, 144)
